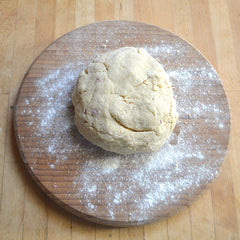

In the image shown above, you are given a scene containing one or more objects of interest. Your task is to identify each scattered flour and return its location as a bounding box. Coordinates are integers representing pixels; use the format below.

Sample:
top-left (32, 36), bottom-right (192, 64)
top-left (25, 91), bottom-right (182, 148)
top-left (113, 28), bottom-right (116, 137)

top-left (18, 22), bottom-right (230, 223)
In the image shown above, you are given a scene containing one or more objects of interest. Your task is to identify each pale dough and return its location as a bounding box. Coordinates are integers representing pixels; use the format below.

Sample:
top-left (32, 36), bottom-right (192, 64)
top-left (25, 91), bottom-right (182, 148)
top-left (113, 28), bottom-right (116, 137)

top-left (72, 47), bottom-right (178, 154)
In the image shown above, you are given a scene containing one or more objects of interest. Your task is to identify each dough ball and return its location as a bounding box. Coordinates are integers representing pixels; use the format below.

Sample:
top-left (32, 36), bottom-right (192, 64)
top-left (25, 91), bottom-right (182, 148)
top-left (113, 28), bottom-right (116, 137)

top-left (72, 47), bottom-right (178, 154)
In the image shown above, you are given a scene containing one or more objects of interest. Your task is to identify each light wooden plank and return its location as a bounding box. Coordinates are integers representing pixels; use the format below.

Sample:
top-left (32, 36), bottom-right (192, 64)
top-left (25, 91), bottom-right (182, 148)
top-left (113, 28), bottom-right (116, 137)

top-left (34, 0), bottom-right (56, 58)
top-left (227, 0), bottom-right (240, 79)
top-left (55, 0), bottom-right (75, 39)
top-left (144, 220), bottom-right (168, 240)
top-left (47, 203), bottom-right (72, 240)
top-left (3, 108), bottom-right (20, 165)
top-left (208, 0), bottom-right (240, 90)
top-left (72, 216), bottom-right (96, 240)
top-left (0, 0), bottom-right (18, 95)
top-left (134, 0), bottom-right (174, 31)
top-left (168, 210), bottom-right (192, 240)
top-left (6, 0), bottom-right (37, 163)
top-left (208, 1), bottom-right (239, 238)
top-left (190, 191), bottom-right (215, 240)
top-left (211, 155), bottom-right (239, 239)
top-left (75, 0), bottom-right (95, 27)
top-left (0, 162), bottom-right (26, 240)
top-left (96, 225), bottom-right (119, 240)
top-left (95, 0), bottom-right (114, 22)
top-left (120, 226), bottom-right (144, 240)
top-left (151, 0), bottom-right (174, 31)
top-left (114, 0), bottom-right (134, 20)
top-left (189, 0), bottom-right (217, 66)
top-left (22, 177), bottom-right (47, 240)
top-left (8, 0), bottom-right (37, 107)
top-left (4, 0), bottom-right (37, 179)
top-left (171, 0), bottom-right (194, 44)
top-left (0, 95), bottom-right (8, 161)
top-left (133, 0), bottom-right (153, 24)
top-left (227, 15), bottom-right (240, 231)
top-left (228, 90), bottom-right (240, 236)
top-left (0, 95), bottom-right (9, 201)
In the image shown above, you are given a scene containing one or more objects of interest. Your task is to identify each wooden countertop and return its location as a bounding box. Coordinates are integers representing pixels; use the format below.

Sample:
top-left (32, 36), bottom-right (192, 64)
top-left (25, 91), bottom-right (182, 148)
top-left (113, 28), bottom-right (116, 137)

top-left (0, 0), bottom-right (239, 239)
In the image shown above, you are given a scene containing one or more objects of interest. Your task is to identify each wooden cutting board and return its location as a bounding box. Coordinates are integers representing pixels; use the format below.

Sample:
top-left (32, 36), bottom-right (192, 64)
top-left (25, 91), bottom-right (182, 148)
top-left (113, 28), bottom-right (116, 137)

top-left (14, 21), bottom-right (230, 227)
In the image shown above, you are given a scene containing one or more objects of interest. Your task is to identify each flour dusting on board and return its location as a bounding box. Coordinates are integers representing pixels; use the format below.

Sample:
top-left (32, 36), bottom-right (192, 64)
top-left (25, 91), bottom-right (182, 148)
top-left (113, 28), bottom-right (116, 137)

top-left (19, 25), bottom-right (230, 223)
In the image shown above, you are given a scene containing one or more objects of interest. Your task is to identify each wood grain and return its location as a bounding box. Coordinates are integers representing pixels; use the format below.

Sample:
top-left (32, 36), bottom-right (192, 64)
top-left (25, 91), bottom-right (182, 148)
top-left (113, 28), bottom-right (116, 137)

top-left (114, 0), bottom-right (134, 20)
top-left (227, 0), bottom-right (240, 80)
top-left (72, 216), bottom-right (96, 240)
top-left (75, 0), bottom-right (95, 27)
top-left (190, 191), bottom-right (215, 240)
top-left (167, 210), bottom-right (192, 240)
top-left (0, 0), bottom-right (18, 95)
top-left (55, 0), bottom-right (75, 39)
top-left (0, 95), bottom-right (8, 191)
top-left (208, 1), bottom-right (239, 239)
top-left (228, 91), bottom-right (240, 234)
top-left (22, 176), bottom-right (47, 240)
top-left (0, 0), bottom-right (239, 239)
top-left (209, 0), bottom-right (240, 91)
top-left (144, 220), bottom-right (168, 240)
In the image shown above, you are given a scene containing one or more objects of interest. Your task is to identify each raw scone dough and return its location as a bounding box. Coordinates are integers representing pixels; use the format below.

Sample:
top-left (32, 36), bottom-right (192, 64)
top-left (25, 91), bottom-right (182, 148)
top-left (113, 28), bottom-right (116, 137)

top-left (72, 47), bottom-right (178, 154)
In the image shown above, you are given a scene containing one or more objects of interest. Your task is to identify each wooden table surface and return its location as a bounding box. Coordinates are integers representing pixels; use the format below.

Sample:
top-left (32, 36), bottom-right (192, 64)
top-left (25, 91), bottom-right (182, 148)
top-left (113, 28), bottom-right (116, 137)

top-left (0, 0), bottom-right (239, 239)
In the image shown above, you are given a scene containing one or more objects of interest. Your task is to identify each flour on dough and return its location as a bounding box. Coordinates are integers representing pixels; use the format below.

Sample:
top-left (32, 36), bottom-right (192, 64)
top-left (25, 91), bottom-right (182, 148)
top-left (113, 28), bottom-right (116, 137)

top-left (72, 47), bottom-right (178, 154)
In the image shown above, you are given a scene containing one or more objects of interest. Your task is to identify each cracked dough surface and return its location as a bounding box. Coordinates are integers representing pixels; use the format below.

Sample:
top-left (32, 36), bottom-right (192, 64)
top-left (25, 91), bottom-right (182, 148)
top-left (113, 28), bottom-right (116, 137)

top-left (72, 47), bottom-right (178, 154)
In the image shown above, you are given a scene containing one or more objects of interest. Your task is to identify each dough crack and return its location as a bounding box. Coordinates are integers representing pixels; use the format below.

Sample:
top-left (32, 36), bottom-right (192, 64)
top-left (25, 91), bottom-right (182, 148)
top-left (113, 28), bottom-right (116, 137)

top-left (134, 78), bottom-right (150, 88)
top-left (103, 62), bottom-right (109, 70)
top-left (110, 113), bottom-right (152, 133)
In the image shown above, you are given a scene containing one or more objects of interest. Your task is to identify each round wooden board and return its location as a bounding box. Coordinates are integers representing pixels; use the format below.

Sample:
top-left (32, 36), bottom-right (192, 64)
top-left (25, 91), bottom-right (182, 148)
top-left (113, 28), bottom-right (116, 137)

top-left (14, 21), bottom-right (230, 227)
